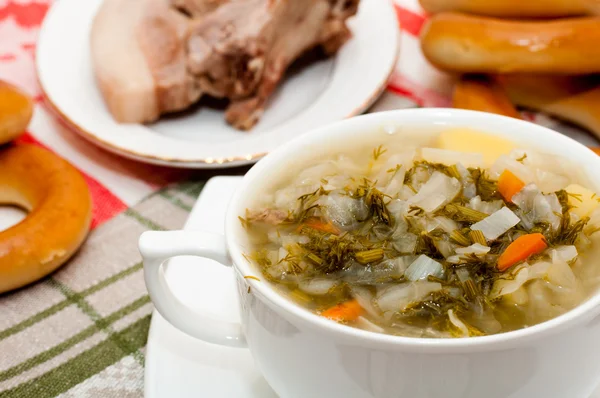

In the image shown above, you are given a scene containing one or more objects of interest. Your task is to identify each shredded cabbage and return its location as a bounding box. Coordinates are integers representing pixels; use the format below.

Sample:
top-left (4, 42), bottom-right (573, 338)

top-left (471, 207), bottom-right (521, 240)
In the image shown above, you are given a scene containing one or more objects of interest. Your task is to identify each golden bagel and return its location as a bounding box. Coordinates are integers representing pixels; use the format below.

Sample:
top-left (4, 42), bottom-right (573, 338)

top-left (0, 81), bottom-right (33, 145)
top-left (420, 13), bottom-right (600, 75)
top-left (0, 144), bottom-right (92, 293)
top-left (497, 75), bottom-right (600, 140)
top-left (450, 74), bottom-right (600, 150)
top-left (453, 75), bottom-right (521, 119)
top-left (419, 0), bottom-right (600, 18)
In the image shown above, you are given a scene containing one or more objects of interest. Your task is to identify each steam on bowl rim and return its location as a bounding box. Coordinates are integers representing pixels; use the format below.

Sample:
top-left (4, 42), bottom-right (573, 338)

top-left (226, 108), bottom-right (600, 353)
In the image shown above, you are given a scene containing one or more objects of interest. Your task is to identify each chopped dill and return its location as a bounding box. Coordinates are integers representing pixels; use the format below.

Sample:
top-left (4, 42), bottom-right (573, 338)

top-left (405, 183), bottom-right (417, 193)
top-left (247, 250), bottom-right (272, 268)
top-left (447, 164), bottom-right (461, 179)
top-left (399, 290), bottom-right (468, 318)
top-left (387, 164), bottom-right (402, 174)
top-left (366, 188), bottom-right (393, 226)
top-left (291, 186), bottom-right (331, 222)
top-left (299, 232), bottom-right (356, 273)
top-left (355, 248), bottom-right (385, 264)
top-left (416, 232), bottom-right (444, 259)
top-left (556, 217), bottom-right (590, 245)
top-left (408, 205), bottom-right (425, 216)
top-left (306, 252), bottom-right (324, 266)
top-left (244, 275), bottom-right (261, 281)
top-left (556, 189), bottom-right (571, 210)
top-left (463, 279), bottom-right (479, 300)
top-left (567, 192), bottom-right (583, 202)
top-left (427, 275), bottom-right (450, 285)
top-left (441, 204), bottom-right (488, 223)
top-left (469, 230), bottom-right (487, 246)
top-left (529, 221), bottom-right (553, 239)
top-left (278, 252), bottom-right (300, 267)
top-left (372, 145), bottom-right (387, 161)
top-left (354, 177), bottom-right (374, 197)
top-left (537, 190), bottom-right (593, 245)
top-left (516, 153), bottom-right (527, 163)
top-left (450, 230), bottom-right (471, 246)
top-left (404, 160), bottom-right (460, 181)
top-left (296, 204), bottom-right (321, 223)
top-left (469, 168), bottom-right (500, 201)
top-left (297, 186), bottom-right (329, 205)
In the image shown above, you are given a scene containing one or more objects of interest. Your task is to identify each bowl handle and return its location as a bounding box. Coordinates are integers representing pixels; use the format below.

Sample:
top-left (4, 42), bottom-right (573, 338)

top-left (139, 230), bottom-right (247, 348)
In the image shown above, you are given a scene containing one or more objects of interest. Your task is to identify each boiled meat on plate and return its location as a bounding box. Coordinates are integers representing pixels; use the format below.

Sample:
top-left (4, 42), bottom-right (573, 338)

top-left (90, 0), bottom-right (359, 129)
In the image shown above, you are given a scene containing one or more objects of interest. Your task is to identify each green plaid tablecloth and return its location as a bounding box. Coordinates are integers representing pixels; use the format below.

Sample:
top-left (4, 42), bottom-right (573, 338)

top-left (0, 181), bottom-right (205, 398)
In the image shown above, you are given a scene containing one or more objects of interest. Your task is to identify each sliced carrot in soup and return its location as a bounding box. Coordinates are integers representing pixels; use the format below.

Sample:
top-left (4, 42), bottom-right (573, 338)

top-left (498, 169), bottom-right (525, 203)
top-left (497, 233), bottom-right (548, 271)
top-left (321, 299), bottom-right (362, 322)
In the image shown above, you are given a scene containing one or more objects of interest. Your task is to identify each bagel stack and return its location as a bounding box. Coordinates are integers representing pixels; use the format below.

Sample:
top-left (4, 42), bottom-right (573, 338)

top-left (419, 0), bottom-right (600, 140)
top-left (0, 81), bottom-right (92, 293)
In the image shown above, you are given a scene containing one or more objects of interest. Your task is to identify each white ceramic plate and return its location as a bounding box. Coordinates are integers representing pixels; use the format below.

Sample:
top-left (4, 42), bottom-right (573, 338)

top-left (144, 176), bottom-right (600, 398)
top-left (36, 0), bottom-right (399, 169)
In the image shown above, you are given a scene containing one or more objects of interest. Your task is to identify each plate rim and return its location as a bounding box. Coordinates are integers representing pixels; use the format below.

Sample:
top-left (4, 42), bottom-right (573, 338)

top-left (36, 0), bottom-right (400, 169)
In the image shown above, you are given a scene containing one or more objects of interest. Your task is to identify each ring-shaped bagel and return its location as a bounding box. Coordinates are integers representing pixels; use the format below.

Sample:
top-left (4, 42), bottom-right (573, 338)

top-left (0, 81), bottom-right (33, 145)
top-left (0, 144), bottom-right (92, 293)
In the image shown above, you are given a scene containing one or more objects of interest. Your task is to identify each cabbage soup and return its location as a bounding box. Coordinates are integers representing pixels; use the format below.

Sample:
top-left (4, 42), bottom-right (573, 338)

top-left (241, 129), bottom-right (600, 338)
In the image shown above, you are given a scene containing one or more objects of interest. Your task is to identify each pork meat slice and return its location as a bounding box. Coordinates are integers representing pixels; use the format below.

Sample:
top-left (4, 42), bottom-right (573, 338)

top-left (137, 0), bottom-right (203, 114)
top-left (186, 0), bottom-right (358, 129)
top-left (92, 0), bottom-right (358, 128)
top-left (91, 0), bottom-right (201, 123)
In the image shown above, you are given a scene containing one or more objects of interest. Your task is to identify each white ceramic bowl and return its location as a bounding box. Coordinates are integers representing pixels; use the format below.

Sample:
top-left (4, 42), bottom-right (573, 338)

top-left (140, 109), bottom-right (600, 398)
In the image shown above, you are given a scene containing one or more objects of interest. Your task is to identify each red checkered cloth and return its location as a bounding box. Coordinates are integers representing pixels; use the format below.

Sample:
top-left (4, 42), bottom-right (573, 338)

top-left (0, 1), bottom-right (597, 397)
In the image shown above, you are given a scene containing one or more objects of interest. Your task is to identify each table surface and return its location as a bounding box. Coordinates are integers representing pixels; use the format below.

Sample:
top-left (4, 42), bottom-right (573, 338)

top-left (0, 0), bottom-right (598, 397)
